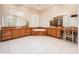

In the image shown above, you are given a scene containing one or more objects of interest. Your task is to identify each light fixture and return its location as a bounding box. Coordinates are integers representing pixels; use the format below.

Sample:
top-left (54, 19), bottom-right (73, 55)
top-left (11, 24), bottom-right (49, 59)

top-left (37, 4), bottom-right (41, 10)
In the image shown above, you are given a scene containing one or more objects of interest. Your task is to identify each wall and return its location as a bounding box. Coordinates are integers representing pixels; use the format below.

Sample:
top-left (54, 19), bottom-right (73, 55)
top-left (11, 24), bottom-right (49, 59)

top-left (77, 5), bottom-right (79, 53)
top-left (0, 5), bottom-right (3, 29)
top-left (0, 17), bottom-right (1, 30)
top-left (40, 5), bottom-right (77, 27)
top-left (0, 4), bottom-right (39, 27)
top-left (0, 4), bottom-right (78, 27)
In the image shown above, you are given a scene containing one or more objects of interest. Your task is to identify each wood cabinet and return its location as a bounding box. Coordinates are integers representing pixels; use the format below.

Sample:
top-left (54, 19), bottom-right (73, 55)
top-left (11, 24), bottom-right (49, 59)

top-left (25, 28), bottom-right (31, 36)
top-left (19, 28), bottom-right (26, 37)
top-left (31, 28), bottom-right (47, 36)
top-left (0, 27), bottom-right (31, 41)
top-left (12, 29), bottom-right (20, 38)
top-left (12, 28), bottom-right (26, 38)
top-left (0, 27), bottom-right (62, 41)
top-left (1, 29), bottom-right (12, 40)
top-left (48, 27), bottom-right (61, 38)
top-left (51, 28), bottom-right (57, 37)
top-left (32, 31), bottom-right (47, 36)
top-left (48, 28), bottom-right (52, 36)
top-left (56, 28), bottom-right (61, 38)
top-left (48, 28), bottom-right (56, 37)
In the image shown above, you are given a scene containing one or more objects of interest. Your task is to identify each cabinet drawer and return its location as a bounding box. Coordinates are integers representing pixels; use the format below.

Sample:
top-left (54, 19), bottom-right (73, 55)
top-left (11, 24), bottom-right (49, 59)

top-left (2, 30), bottom-right (11, 36)
top-left (39, 31), bottom-right (47, 35)
top-left (2, 29), bottom-right (11, 32)
top-left (2, 32), bottom-right (11, 36)
top-left (2, 35), bottom-right (11, 40)
top-left (32, 31), bottom-right (47, 36)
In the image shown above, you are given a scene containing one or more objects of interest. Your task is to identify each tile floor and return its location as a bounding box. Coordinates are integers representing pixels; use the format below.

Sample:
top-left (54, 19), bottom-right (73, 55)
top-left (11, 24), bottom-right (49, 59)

top-left (0, 36), bottom-right (78, 54)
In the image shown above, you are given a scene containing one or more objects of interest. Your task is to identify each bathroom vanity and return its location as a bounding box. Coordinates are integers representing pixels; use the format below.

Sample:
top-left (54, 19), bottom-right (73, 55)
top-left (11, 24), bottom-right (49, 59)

top-left (0, 26), bottom-right (78, 43)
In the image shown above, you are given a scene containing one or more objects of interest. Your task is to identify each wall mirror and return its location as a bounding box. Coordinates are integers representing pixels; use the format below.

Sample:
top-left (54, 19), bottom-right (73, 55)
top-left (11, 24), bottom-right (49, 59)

top-left (50, 16), bottom-right (63, 27)
top-left (2, 16), bottom-right (16, 27)
top-left (2, 15), bottom-right (28, 27)
top-left (7, 16), bottom-right (16, 27)
top-left (16, 16), bottom-right (29, 27)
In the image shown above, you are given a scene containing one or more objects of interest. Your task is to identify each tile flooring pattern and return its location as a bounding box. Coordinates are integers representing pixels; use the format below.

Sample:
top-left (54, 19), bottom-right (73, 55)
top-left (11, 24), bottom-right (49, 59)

top-left (0, 36), bottom-right (78, 54)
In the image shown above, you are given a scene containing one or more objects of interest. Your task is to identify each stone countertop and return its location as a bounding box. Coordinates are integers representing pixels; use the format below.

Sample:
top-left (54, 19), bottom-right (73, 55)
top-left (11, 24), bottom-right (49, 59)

top-left (1, 26), bottom-right (78, 30)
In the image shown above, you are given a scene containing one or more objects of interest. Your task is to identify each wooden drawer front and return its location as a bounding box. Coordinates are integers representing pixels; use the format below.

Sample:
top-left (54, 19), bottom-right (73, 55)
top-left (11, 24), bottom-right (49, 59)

top-left (32, 31), bottom-right (38, 35)
top-left (2, 29), bottom-right (11, 32)
top-left (2, 31), bottom-right (11, 36)
top-left (32, 31), bottom-right (47, 36)
top-left (2, 35), bottom-right (11, 40)
top-left (39, 31), bottom-right (47, 35)
top-left (2, 30), bottom-right (11, 36)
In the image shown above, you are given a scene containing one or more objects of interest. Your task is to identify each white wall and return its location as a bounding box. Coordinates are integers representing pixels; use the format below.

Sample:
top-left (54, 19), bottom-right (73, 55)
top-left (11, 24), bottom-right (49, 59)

top-left (40, 5), bottom-right (77, 27)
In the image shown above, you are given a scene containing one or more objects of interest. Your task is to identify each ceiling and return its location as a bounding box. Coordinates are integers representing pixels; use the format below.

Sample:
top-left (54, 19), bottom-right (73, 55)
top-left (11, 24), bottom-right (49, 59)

top-left (14, 4), bottom-right (77, 11)
top-left (23, 4), bottom-right (56, 11)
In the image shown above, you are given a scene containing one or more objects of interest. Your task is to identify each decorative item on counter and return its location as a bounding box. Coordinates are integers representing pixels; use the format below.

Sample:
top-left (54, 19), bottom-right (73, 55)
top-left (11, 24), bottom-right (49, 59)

top-left (25, 21), bottom-right (29, 27)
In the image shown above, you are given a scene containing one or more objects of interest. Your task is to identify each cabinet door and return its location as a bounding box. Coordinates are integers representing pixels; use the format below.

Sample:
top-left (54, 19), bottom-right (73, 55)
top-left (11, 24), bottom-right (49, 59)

top-left (56, 29), bottom-right (61, 38)
top-left (25, 28), bottom-right (31, 36)
top-left (48, 28), bottom-right (52, 36)
top-left (19, 28), bottom-right (26, 37)
top-left (2, 29), bottom-right (12, 40)
top-left (51, 28), bottom-right (57, 37)
top-left (12, 29), bottom-right (19, 38)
